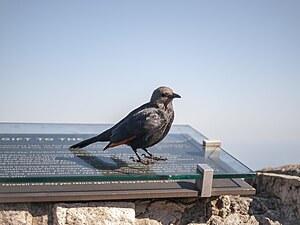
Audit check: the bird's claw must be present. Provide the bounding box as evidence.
[129,156,155,165]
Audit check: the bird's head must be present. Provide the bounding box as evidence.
[150,86,181,107]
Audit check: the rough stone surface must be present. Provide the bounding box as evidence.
[0,164,299,225]
[0,203,32,225]
[135,200,186,225]
[247,165,300,224]
[207,195,283,225]
[259,164,300,177]
[53,202,135,225]
[0,202,51,225]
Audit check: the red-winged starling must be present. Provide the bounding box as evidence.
[69,86,181,164]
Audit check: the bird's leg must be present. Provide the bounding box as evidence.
[129,149,142,162]
[141,148,167,161]
[129,149,154,165]
[141,148,153,157]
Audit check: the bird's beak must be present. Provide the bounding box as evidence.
[172,93,181,98]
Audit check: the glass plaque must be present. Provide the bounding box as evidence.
[0,123,255,183]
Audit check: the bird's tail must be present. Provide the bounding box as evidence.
[69,136,100,149]
[69,128,112,149]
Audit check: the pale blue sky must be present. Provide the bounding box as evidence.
[0,1,299,169]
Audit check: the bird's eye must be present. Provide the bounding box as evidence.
[161,93,167,97]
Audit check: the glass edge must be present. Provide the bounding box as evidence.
[0,173,256,184]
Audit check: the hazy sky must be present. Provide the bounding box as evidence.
[0,1,299,169]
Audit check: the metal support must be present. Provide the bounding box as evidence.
[196,164,214,197]
[203,140,221,158]
[203,140,221,148]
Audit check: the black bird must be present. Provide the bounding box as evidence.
[69,86,181,163]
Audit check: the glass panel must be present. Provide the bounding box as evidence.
[0,123,255,183]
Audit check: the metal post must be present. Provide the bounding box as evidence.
[203,140,221,158]
[196,164,214,197]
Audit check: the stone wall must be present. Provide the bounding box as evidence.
[0,165,299,225]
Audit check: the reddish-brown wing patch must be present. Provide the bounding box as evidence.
[105,136,136,149]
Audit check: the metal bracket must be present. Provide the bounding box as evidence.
[196,164,214,197]
[203,140,221,148]
[203,140,221,158]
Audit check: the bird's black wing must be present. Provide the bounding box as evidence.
[105,104,167,148]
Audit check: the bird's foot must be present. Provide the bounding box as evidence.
[129,157,155,165]
[142,154,168,161]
